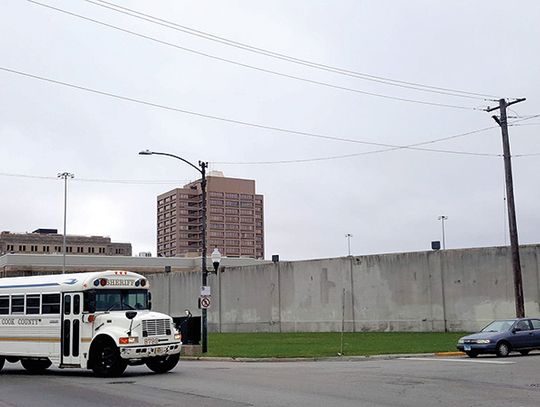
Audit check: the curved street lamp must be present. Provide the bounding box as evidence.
[139,149,210,353]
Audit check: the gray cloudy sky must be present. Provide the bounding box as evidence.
[1,0,539,260]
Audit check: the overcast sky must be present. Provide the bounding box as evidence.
[1,0,539,260]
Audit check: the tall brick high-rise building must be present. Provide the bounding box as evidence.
[156,172,264,259]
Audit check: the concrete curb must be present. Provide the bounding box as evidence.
[181,352,465,363]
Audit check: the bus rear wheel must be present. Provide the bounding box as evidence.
[91,341,127,377]
[145,353,180,374]
[21,359,52,374]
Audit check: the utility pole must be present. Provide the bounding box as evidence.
[486,97,526,318]
[57,172,74,274]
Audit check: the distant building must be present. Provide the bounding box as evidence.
[157,171,264,259]
[0,229,132,256]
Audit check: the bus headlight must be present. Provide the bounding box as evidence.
[174,331,181,341]
[119,337,139,345]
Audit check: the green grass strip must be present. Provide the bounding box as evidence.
[205,332,465,358]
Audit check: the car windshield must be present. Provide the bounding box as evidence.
[91,289,149,311]
[481,320,515,332]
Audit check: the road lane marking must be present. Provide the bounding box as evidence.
[399,357,515,365]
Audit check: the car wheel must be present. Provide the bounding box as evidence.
[465,351,478,358]
[21,359,52,374]
[496,341,511,357]
[519,350,530,356]
[145,353,180,374]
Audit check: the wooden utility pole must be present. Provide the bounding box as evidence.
[486,98,526,318]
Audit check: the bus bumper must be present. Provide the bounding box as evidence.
[119,342,182,359]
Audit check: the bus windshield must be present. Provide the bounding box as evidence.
[89,289,149,311]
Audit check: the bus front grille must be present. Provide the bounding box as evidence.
[142,319,171,337]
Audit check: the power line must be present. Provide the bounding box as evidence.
[0,66,487,151]
[0,172,189,185]
[26,0,484,111]
[84,0,502,101]
[212,126,503,164]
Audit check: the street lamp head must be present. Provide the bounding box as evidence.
[211,248,222,272]
[138,149,153,156]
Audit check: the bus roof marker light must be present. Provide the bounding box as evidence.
[93,279,100,287]
[100,278,108,286]
[140,280,147,287]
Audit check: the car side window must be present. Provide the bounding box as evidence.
[516,320,530,331]
[531,319,540,330]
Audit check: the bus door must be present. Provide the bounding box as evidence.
[61,292,82,365]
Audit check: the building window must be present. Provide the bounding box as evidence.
[240,201,253,208]
[225,208,239,215]
[209,223,224,230]
[225,232,239,238]
[240,209,253,215]
[77,247,83,253]
[43,245,50,252]
[6,244,14,251]
[225,216,239,223]
[240,217,253,224]
[88,247,95,254]
[240,225,254,231]
[210,215,224,222]
[115,248,123,254]
[54,246,61,252]
[243,240,255,246]
[209,199,224,206]
[66,246,73,253]
[225,201,239,207]
[210,231,224,237]
[225,193,238,199]
[18,245,26,252]
[241,233,254,239]
[99,247,105,254]
[226,240,240,246]
[240,194,253,200]
[30,245,38,252]
[209,191,223,198]
[210,207,223,214]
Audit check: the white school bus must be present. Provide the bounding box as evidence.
[0,270,181,376]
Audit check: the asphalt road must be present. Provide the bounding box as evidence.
[1,353,540,406]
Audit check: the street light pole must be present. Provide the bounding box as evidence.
[139,150,210,352]
[438,216,448,250]
[345,234,353,256]
[57,172,74,274]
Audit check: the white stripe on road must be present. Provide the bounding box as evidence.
[399,357,515,365]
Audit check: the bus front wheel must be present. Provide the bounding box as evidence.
[21,359,52,374]
[145,353,180,374]
[90,339,127,377]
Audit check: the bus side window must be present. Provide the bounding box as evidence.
[84,291,96,313]
[0,296,9,315]
[42,294,60,314]
[11,295,24,314]
[64,295,71,315]
[73,295,80,315]
[26,294,40,315]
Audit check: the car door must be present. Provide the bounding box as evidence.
[508,320,534,349]
[530,319,540,348]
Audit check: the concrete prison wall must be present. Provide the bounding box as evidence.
[146,244,540,332]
